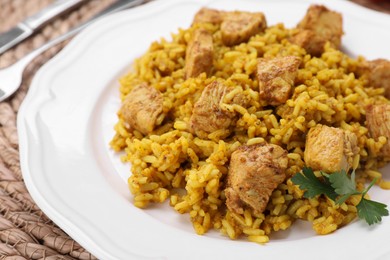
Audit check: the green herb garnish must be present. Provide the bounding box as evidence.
[291,167,338,200]
[291,167,389,225]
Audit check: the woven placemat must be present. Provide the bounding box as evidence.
[0,1,117,259]
[0,0,388,259]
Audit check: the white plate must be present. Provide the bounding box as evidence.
[18,0,390,259]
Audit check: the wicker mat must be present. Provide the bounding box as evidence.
[0,0,388,259]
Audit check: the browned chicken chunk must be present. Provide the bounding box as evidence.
[291,5,343,56]
[185,28,214,79]
[289,29,315,53]
[366,103,390,158]
[221,11,267,46]
[360,59,390,99]
[304,124,359,173]
[193,7,226,24]
[119,83,163,135]
[257,56,301,106]
[189,81,246,138]
[225,143,288,216]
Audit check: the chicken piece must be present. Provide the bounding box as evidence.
[189,81,246,138]
[257,56,301,106]
[119,83,163,135]
[221,11,267,46]
[185,28,214,79]
[289,29,315,53]
[304,124,359,173]
[225,143,288,216]
[360,59,390,99]
[193,7,226,24]
[291,5,343,56]
[366,104,390,158]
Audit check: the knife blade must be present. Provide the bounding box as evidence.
[0,0,85,55]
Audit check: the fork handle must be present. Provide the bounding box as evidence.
[15,16,87,77]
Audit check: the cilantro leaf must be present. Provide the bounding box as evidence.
[327,170,360,204]
[356,198,389,225]
[291,167,338,200]
[356,178,389,225]
[292,166,389,225]
[328,170,356,195]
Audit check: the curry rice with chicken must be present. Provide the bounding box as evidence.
[110,4,390,243]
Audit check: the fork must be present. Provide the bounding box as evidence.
[0,0,145,103]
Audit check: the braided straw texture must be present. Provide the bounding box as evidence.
[0,0,388,259]
[0,1,117,258]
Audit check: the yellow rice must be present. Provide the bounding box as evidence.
[110,18,390,243]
